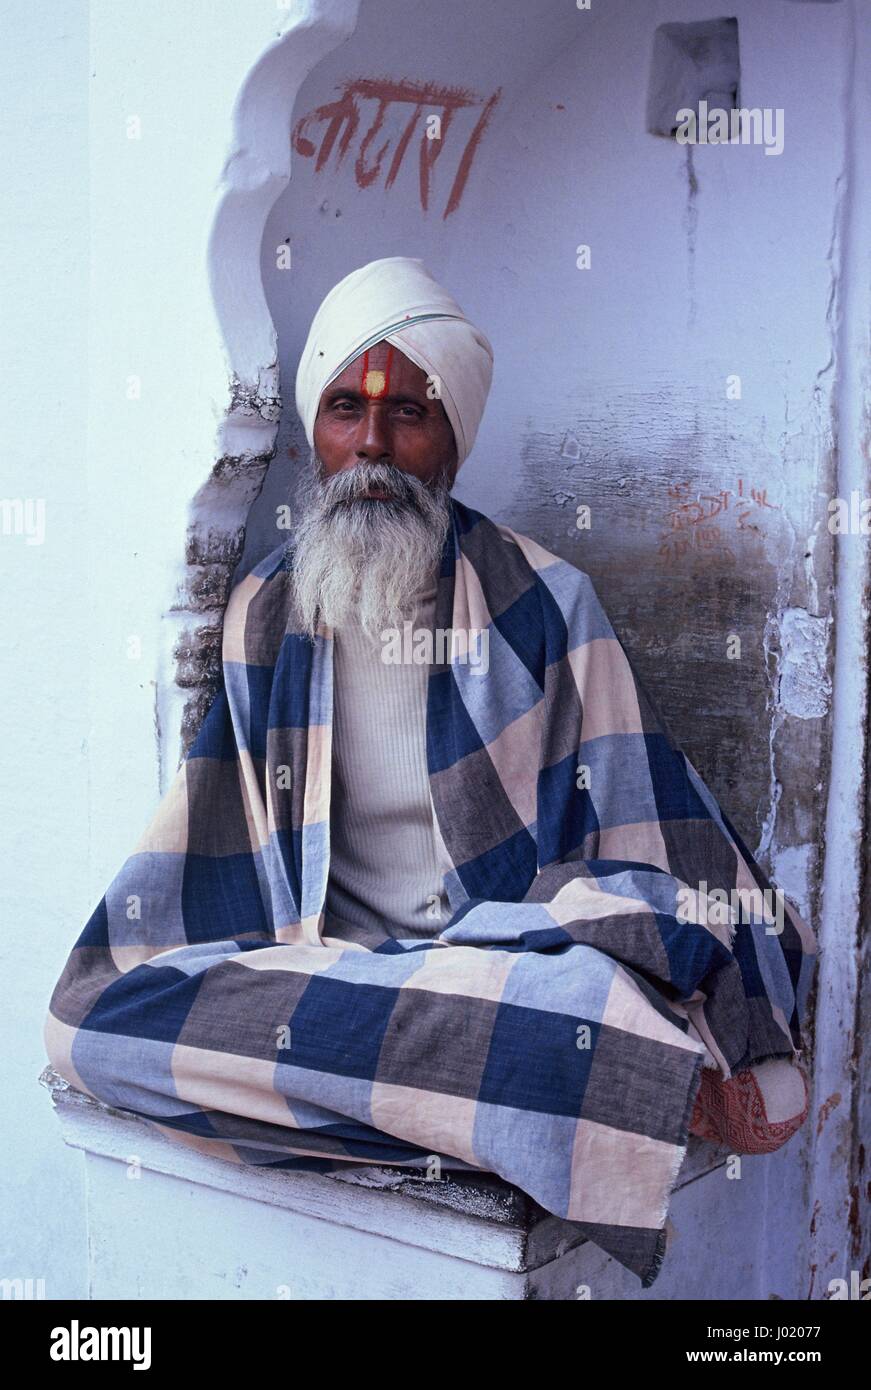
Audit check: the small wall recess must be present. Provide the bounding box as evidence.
[647,18,740,139]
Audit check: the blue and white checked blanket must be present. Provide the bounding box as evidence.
[45,499,817,1287]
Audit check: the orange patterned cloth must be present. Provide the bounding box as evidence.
[689,1061,810,1154]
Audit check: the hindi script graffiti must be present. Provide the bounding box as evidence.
[658,477,781,566]
[291,77,502,219]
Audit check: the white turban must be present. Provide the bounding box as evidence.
[295,256,494,470]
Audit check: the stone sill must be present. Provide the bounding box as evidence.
[40,1066,728,1299]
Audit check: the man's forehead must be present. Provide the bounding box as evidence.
[323,339,429,401]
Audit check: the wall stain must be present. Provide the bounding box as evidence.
[512,393,833,948]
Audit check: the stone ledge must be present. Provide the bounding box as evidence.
[40,1066,728,1295]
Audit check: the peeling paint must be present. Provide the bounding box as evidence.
[210,451,274,483]
[168,390,280,752]
[228,371,281,423]
[331,1163,527,1223]
[776,607,833,718]
[757,605,830,865]
[175,564,235,613]
[770,842,814,922]
[185,525,247,568]
[817,1091,842,1135]
[172,623,223,690]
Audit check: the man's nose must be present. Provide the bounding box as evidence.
[354,403,392,462]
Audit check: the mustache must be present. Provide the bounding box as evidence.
[316,460,443,513]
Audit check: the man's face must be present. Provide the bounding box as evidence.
[313,340,458,491]
[289,338,457,641]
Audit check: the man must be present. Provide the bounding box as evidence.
[45,258,815,1289]
[288,260,478,940]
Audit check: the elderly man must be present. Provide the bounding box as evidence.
[45,258,815,1289]
[288,260,479,941]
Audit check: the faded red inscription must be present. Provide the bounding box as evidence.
[291,77,502,219]
[658,478,781,565]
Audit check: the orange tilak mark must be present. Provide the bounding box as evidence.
[362,367,386,396]
[359,344,394,398]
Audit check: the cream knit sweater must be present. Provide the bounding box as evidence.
[325,576,453,939]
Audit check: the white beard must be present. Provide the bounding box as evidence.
[288,450,453,641]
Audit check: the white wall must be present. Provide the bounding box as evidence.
[0,0,91,1299]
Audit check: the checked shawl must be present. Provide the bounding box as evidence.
[45,499,817,1288]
